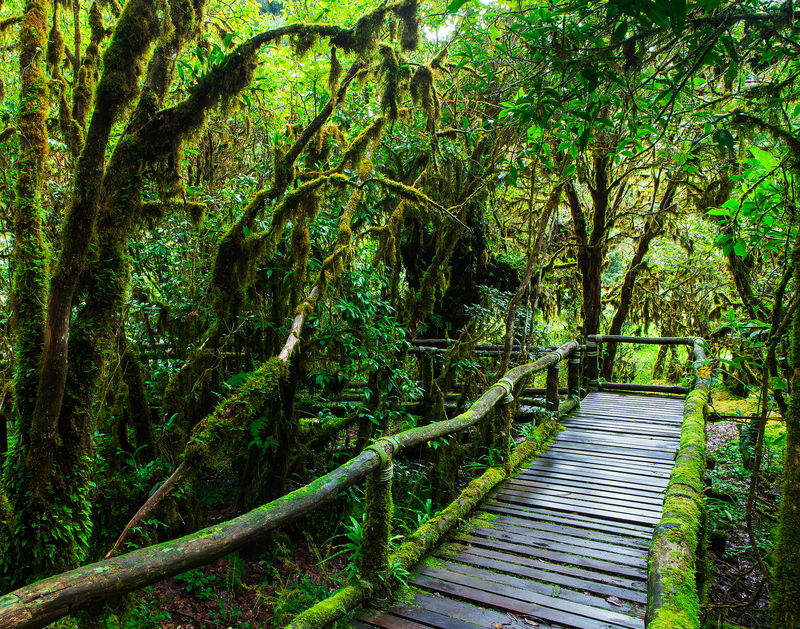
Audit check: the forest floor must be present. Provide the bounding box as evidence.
[128,531,351,628]
[703,392,785,629]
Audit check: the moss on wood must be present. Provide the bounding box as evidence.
[646,386,708,629]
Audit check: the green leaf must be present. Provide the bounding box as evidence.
[733,239,746,257]
[446,0,471,13]
[706,206,731,217]
[749,146,779,171]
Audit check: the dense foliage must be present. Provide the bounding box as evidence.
[0,0,797,626]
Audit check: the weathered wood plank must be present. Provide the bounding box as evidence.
[483,513,650,549]
[467,525,647,564]
[482,521,649,558]
[504,478,665,509]
[410,573,642,629]
[457,533,649,580]
[357,392,684,629]
[481,502,655,538]
[442,545,647,592]
[436,546,648,604]
[424,559,642,612]
[511,472,667,497]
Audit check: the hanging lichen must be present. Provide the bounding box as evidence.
[46,15,64,77]
[397,0,418,51]
[328,46,342,102]
[290,30,317,57]
[379,44,400,121]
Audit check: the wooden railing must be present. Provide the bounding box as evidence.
[585,334,707,395]
[0,341,580,629]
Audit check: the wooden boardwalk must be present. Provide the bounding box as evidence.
[354,392,686,629]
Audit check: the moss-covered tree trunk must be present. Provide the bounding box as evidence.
[565,151,613,339]
[0,0,51,590]
[770,237,800,628]
[1,0,163,588]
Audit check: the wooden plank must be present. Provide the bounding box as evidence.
[484,520,649,558]
[505,478,665,507]
[534,449,674,470]
[556,431,678,449]
[378,601,485,629]
[481,502,654,539]
[356,610,433,629]
[561,417,681,432]
[554,435,679,455]
[457,534,648,580]
[574,405,683,418]
[496,485,664,521]
[492,489,663,525]
[436,547,648,604]
[418,562,642,618]
[512,471,667,496]
[486,513,650,549]
[408,592,545,629]
[540,447,675,469]
[421,561,638,612]
[547,443,676,463]
[522,458,671,483]
[468,525,646,565]
[503,478,665,507]
[443,544,647,593]
[410,573,643,629]
[575,400,684,411]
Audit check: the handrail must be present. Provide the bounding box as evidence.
[0,341,580,629]
[585,334,706,393]
[646,337,710,628]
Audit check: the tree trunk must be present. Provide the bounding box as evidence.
[770,235,800,628]
[1,0,55,590]
[566,181,603,337]
[602,179,675,379]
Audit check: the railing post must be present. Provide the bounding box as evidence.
[493,378,514,470]
[546,364,559,411]
[568,354,581,399]
[585,337,599,391]
[360,447,394,606]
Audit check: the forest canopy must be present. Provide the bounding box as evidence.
[0,0,798,626]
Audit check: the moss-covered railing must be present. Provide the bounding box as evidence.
[0,341,579,629]
[644,337,711,629]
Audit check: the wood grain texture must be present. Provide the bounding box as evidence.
[358,392,684,629]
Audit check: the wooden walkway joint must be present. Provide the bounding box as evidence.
[355,392,686,629]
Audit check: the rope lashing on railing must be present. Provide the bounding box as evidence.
[496,377,515,403]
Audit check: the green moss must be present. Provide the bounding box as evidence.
[360,466,394,600]
[397,0,418,51]
[184,357,289,466]
[647,389,707,629]
[379,44,400,121]
[286,584,369,629]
